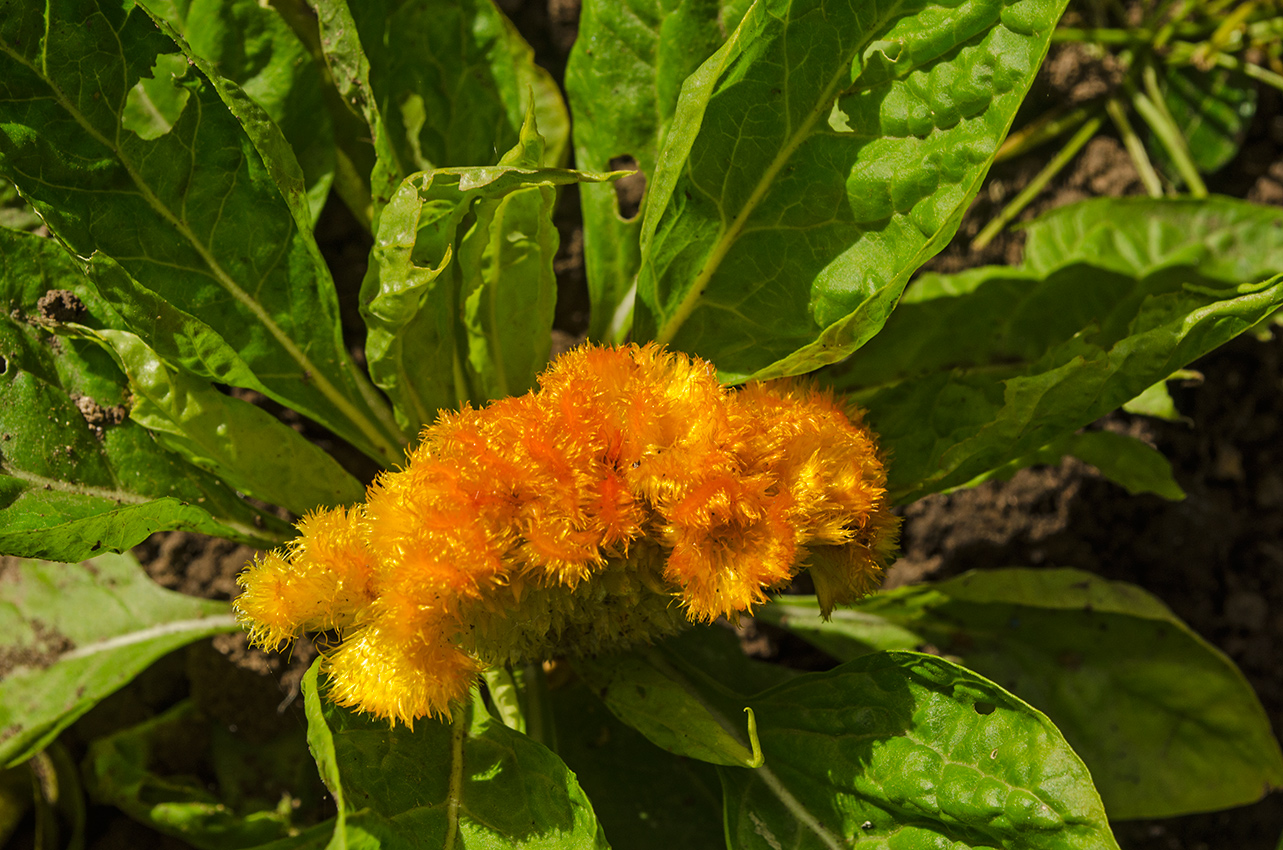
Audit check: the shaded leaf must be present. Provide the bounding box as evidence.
[549,676,723,850]
[0,229,291,559]
[634,0,1069,381]
[309,0,568,227]
[84,700,322,850]
[301,662,609,849]
[655,636,1117,849]
[571,650,762,768]
[760,568,1283,819]
[0,553,238,769]
[566,0,749,342]
[145,0,336,221]
[1160,64,1255,176]
[0,0,404,464]
[362,155,620,432]
[0,179,40,232]
[826,197,1283,502]
[961,430,1185,501]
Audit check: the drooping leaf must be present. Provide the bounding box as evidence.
[566,0,749,342]
[826,197,1283,502]
[959,430,1186,501]
[301,662,609,849]
[759,568,1283,819]
[571,650,762,768]
[82,328,365,516]
[0,0,405,464]
[308,0,568,228]
[653,636,1117,849]
[83,700,323,850]
[0,229,291,559]
[143,0,336,221]
[362,153,620,433]
[633,0,1070,381]
[0,553,239,769]
[549,677,724,850]
[1121,377,1188,422]
[1159,64,1256,176]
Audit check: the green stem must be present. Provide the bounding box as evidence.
[1052,27,1152,44]
[1105,98,1165,197]
[1212,51,1283,93]
[997,103,1096,162]
[1132,67,1208,196]
[972,114,1104,251]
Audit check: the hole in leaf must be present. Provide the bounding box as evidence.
[608,155,645,221]
[974,701,996,715]
[123,53,192,141]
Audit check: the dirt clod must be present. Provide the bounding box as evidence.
[35,289,85,323]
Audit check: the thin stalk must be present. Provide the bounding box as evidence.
[1213,50,1283,92]
[1105,98,1165,197]
[972,114,1103,251]
[1052,27,1152,44]
[1133,67,1208,196]
[997,103,1096,162]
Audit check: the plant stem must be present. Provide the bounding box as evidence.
[997,103,1096,162]
[1132,66,1208,196]
[972,114,1103,251]
[1212,50,1283,92]
[1105,98,1165,197]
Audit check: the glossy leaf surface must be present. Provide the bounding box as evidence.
[828,197,1283,501]
[0,0,403,464]
[0,554,238,769]
[0,229,289,559]
[761,568,1283,818]
[301,663,609,849]
[634,0,1069,381]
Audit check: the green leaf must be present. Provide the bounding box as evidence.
[760,568,1283,819]
[961,430,1185,501]
[661,639,1117,849]
[0,230,291,558]
[81,327,364,515]
[633,0,1069,381]
[301,662,609,849]
[826,197,1283,502]
[308,0,568,227]
[549,676,724,850]
[0,179,40,232]
[1159,64,1256,176]
[0,553,239,769]
[571,650,763,768]
[566,0,749,342]
[1121,378,1186,422]
[363,159,620,433]
[0,0,404,464]
[84,700,322,850]
[144,0,336,222]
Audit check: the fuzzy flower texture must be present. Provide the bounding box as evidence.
[235,344,899,725]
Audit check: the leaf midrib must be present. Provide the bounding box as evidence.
[0,32,397,461]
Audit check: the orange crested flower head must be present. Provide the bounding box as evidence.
[235,343,899,724]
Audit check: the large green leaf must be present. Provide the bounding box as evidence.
[0,229,290,559]
[549,677,724,850]
[308,0,568,228]
[760,568,1283,819]
[301,662,609,849]
[633,0,1069,381]
[0,553,239,769]
[84,700,322,850]
[363,145,619,432]
[827,197,1283,502]
[566,0,750,342]
[646,636,1117,849]
[0,0,404,464]
[143,0,336,222]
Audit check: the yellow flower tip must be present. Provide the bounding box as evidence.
[806,506,902,619]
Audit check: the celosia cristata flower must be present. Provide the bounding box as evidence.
[235,343,899,724]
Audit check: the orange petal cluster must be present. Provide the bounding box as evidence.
[235,343,899,724]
